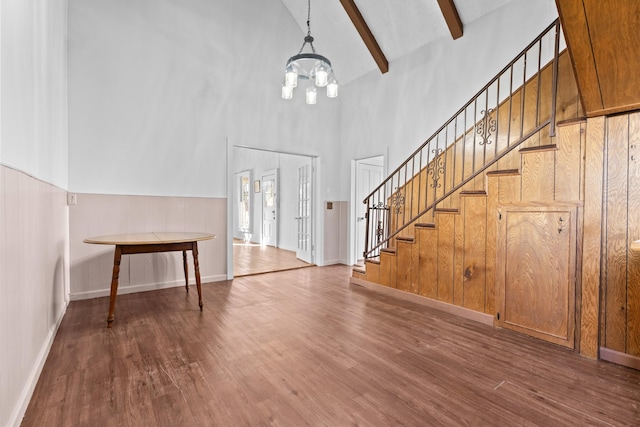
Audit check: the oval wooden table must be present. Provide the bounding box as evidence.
[84,232,215,327]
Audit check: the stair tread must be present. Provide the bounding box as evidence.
[486,169,520,177]
[381,248,397,254]
[460,190,487,196]
[353,267,366,274]
[397,236,415,242]
[557,117,586,127]
[519,144,557,153]
[435,208,460,214]
[365,258,380,265]
[415,222,436,228]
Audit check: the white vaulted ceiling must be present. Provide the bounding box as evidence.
[279,0,515,84]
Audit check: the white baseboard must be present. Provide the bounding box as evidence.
[350,276,494,327]
[69,274,228,301]
[322,259,347,266]
[9,299,69,427]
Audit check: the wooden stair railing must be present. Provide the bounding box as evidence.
[363,20,565,259]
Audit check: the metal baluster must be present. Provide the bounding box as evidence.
[550,21,560,137]
[520,52,527,140]
[496,77,500,159]
[508,63,513,147]
[473,99,478,175]
[535,36,542,127]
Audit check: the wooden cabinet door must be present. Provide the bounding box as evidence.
[496,204,578,348]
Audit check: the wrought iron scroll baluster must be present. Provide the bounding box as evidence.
[391,187,404,215]
[477,108,496,146]
[428,148,445,189]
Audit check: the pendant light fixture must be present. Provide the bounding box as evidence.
[281,0,338,104]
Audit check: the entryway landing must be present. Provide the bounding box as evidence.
[233,239,313,276]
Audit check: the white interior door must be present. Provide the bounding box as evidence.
[355,157,384,262]
[296,162,313,263]
[262,169,278,247]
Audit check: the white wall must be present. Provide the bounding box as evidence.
[0,1,69,426]
[338,0,559,201]
[66,0,343,278]
[1,0,68,187]
[67,0,342,199]
[324,200,349,265]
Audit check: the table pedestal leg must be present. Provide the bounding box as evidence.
[107,246,122,327]
[182,250,189,293]
[193,243,203,310]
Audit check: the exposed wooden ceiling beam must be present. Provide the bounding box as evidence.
[339,0,389,74]
[437,0,464,40]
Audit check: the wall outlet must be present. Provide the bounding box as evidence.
[67,193,77,205]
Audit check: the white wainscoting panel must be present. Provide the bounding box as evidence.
[69,193,227,299]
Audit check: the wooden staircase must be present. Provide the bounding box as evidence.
[352,120,585,344]
[351,21,590,351]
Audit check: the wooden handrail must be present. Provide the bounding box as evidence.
[363,20,562,259]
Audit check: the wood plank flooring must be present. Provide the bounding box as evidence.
[22,266,640,426]
[233,239,312,276]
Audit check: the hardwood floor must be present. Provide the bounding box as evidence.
[22,266,640,426]
[233,239,312,276]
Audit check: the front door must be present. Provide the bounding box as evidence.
[296,162,313,263]
[262,170,278,247]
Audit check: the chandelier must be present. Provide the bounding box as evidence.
[281,0,338,104]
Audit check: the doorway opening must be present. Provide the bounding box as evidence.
[231,146,317,277]
[350,155,385,266]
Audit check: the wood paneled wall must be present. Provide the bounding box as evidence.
[556,0,640,117]
[601,112,640,358]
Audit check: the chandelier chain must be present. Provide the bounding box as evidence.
[297,0,316,54]
[307,0,311,35]
[282,0,338,102]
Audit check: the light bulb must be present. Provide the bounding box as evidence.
[315,62,328,87]
[285,64,298,88]
[306,86,317,105]
[282,84,293,100]
[327,78,338,98]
